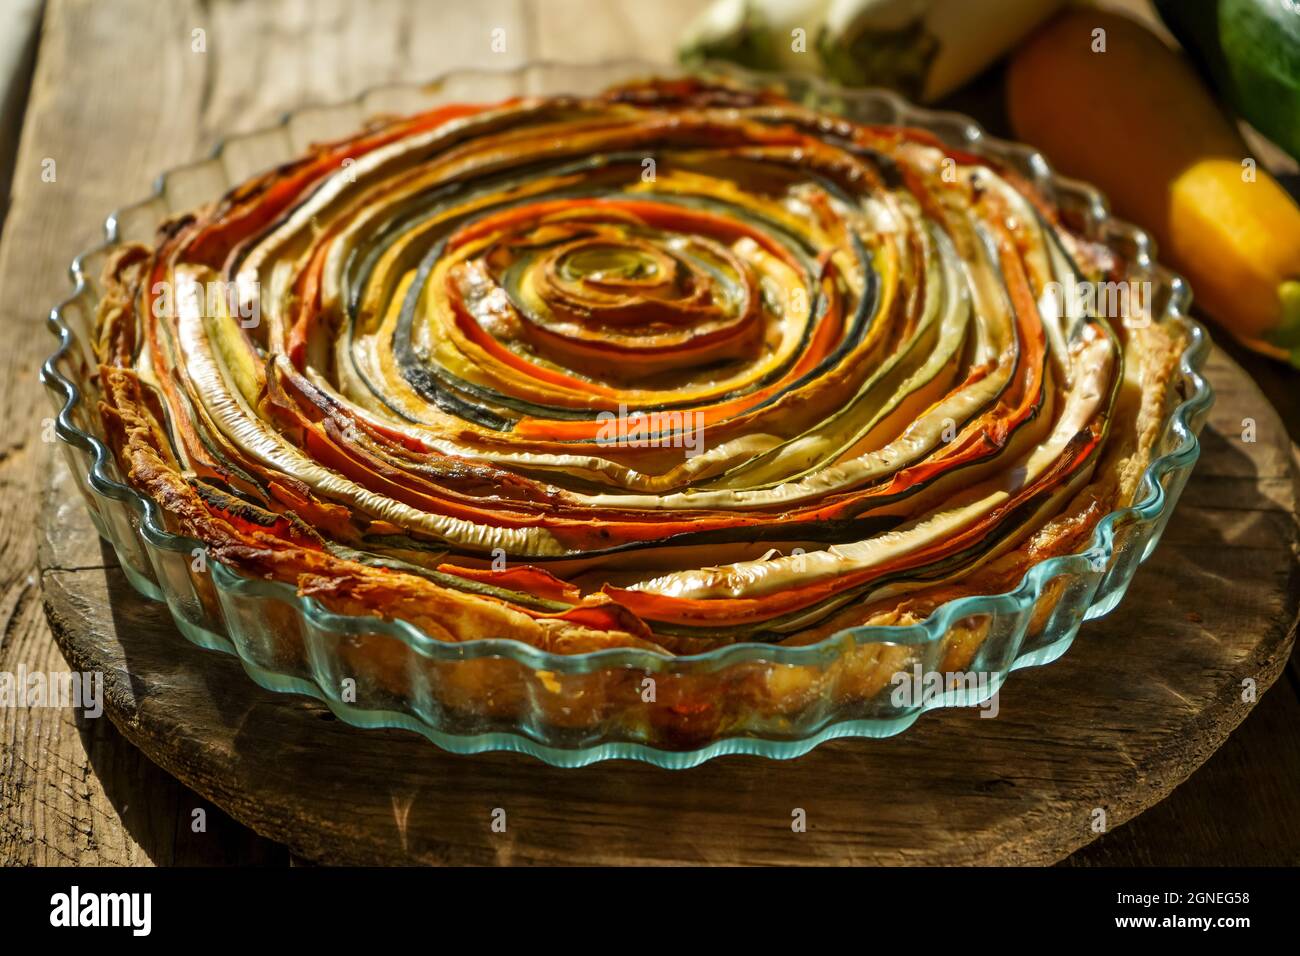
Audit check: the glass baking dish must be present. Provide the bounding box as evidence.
[41,61,1213,768]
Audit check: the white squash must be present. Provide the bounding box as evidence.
[680,0,832,75]
[680,0,1064,102]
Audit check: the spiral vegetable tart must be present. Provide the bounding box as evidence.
[91,78,1187,736]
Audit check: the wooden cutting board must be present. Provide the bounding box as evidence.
[36,346,1299,865]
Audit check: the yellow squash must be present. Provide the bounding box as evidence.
[1007,8,1300,363]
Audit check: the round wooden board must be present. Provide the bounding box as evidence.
[37,346,1300,866]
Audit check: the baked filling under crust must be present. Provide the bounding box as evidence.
[93,78,1185,656]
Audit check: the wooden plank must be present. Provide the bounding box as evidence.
[1065,663,1300,866]
[0,0,42,220]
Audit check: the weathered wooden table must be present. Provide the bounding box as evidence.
[2,0,1298,866]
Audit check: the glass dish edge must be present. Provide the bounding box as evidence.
[39,59,1216,768]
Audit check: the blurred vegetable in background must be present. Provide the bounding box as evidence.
[679,0,1064,101]
[1008,8,1300,366]
[1155,0,1300,164]
[679,0,828,74]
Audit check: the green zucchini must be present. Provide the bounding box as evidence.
[1156,0,1300,162]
